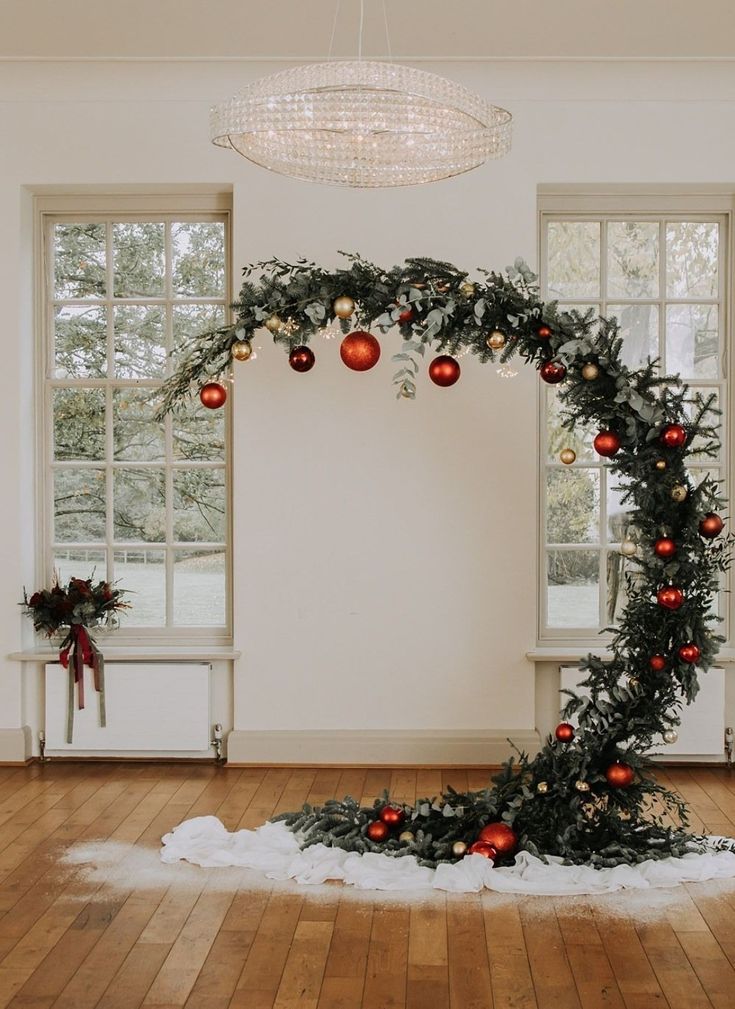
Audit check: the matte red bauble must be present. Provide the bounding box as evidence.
[659,423,687,449]
[468,841,497,859]
[657,586,684,610]
[677,643,701,664]
[478,822,518,856]
[199,382,227,409]
[366,820,390,842]
[429,355,461,387]
[555,722,575,743]
[288,346,316,372]
[539,360,566,384]
[379,805,406,828]
[537,325,552,339]
[699,513,725,539]
[593,430,621,457]
[340,331,381,371]
[605,762,635,788]
[398,307,414,324]
[649,654,667,672]
[654,537,677,559]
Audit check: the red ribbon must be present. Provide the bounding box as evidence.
[59,625,101,711]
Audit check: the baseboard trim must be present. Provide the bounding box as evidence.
[226,729,541,766]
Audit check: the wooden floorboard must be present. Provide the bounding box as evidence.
[0,763,731,1009]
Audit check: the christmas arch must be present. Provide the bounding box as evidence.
[160,253,734,873]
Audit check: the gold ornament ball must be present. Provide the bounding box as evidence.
[655,459,667,471]
[663,729,679,745]
[265,315,282,333]
[581,362,600,381]
[459,281,476,298]
[231,339,253,362]
[559,448,577,465]
[398,830,415,844]
[452,841,468,857]
[620,539,637,557]
[333,295,356,320]
[575,780,591,792]
[399,382,413,399]
[628,676,640,688]
[486,330,506,351]
[536,781,549,794]
[671,484,688,503]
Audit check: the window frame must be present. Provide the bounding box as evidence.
[537,188,733,647]
[35,192,233,646]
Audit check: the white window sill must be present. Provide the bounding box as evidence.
[8,646,241,662]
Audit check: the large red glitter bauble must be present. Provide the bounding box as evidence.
[605,762,635,788]
[654,537,677,559]
[467,841,497,859]
[657,586,684,610]
[555,722,575,743]
[366,820,390,842]
[659,423,687,449]
[477,822,518,856]
[199,382,227,409]
[378,805,406,828]
[649,654,667,672]
[593,430,621,457]
[677,642,701,664]
[539,360,566,384]
[699,513,724,539]
[428,355,461,387]
[340,331,381,371]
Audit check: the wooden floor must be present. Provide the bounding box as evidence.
[0,764,735,1009]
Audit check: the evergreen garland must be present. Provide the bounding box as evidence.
[160,252,734,867]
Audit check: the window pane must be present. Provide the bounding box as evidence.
[173,304,226,356]
[547,222,600,299]
[547,550,599,628]
[54,223,106,299]
[53,548,107,584]
[53,388,105,461]
[114,549,166,626]
[113,468,165,542]
[685,387,721,462]
[546,469,599,544]
[113,389,164,461]
[607,304,659,370]
[173,549,226,626]
[54,468,106,542]
[607,479,633,542]
[112,223,165,298]
[607,222,659,299]
[666,222,719,299]
[546,388,595,461]
[172,222,226,298]
[173,469,226,542]
[606,551,630,625]
[665,304,719,379]
[173,402,225,461]
[54,305,107,378]
[113,306,166,378]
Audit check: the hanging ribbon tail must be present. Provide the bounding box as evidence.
[92,643,106,729]
[66,664,75,744]
[74,633,85,711]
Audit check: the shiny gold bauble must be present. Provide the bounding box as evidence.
[536,781,549,794]
[398,830,415,844]
[655,459,667,471]
[452,840,468,857]
[671,484,688,503]
[581,362,600,381]
[620,539,637,557]
[399,383,413,399]
[333,295,356,319]
[662,729,679,745]
[575,780,591,792]
[265,315,282,333]
[628,676,640,688]
[459,281,476,298]
[231,339,253,362]
[486,330,506,351]
[559,448,577,465]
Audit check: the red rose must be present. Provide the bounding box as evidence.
[28,592,42,607]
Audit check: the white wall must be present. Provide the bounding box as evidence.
[1,59,734,762]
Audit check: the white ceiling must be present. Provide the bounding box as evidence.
[2,0,735,60]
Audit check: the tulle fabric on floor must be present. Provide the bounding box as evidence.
[160,816,735,896]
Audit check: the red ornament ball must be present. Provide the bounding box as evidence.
[428,355,461,387]
[288,346,316,372]
[649,654,667,672]
[340,331,381,371]
[398,307,414,324]
[657,586,684,610]
[605,762,635,788]
[659,423,687,449]
[467,841,497,859]
[537,325,552,339]
[366,820,390,843]
[555,722,575,743]
[678,642,701,664]
[699,513,725,539]
[199,382,227,410]
[539,360,567,384]
[478,822,518,856]
[593,430,622,458]
[378,805,406,829]
[654,537,677,559]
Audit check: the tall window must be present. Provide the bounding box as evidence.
[539,206,727,639]
[41,199,231,638]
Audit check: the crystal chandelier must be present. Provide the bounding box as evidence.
[210,7,512,188]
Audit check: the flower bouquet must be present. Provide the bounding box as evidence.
[22,575,128,742]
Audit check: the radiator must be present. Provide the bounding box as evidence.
[560,665,725,757]
[45,662,211,753]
